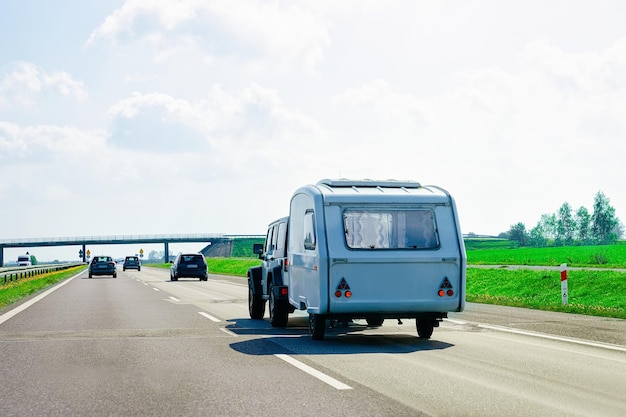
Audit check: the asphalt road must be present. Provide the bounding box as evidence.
[0,266,624,417]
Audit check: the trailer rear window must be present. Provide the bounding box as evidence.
[343,209,438,249]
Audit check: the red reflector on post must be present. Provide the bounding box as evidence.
[280,288,288,296]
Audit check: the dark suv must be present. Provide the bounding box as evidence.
[123,256,141,271]
[170,253,208,281]
[89,256,117,278]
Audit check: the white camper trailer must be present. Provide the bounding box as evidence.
[248,179,466,340]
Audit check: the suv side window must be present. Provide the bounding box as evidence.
[264,226,274,254]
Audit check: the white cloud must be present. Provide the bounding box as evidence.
[87,0,331,72]
[0,62,87,110]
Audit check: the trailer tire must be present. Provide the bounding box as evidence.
[248,282,265,319]
[416,319,434,339]
[269,282,289,328]
[309,314,326,340]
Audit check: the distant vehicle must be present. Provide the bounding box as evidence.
[123,256,141,271]
[16,255,32,267]
[170,253,208,281]
[89,256,117,278]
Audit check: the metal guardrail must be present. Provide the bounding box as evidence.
[1,262,85,285]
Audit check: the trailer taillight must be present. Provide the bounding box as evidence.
[335,278,352,298]
[280,287,288,296]
[438,277,455,297]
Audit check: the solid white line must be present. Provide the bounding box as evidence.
[0,272,79,325]
[275,354,352,390]
[445,319,626,352]
[477,323,626,352]
[198,311,221,322]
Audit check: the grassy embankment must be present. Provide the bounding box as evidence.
[0,265,87,310]
[465,239,626,318]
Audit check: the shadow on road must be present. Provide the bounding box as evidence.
[226,316,454,355]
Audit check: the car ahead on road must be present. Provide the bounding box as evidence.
[123,256,141,271]
[89,256,117,278]
[170,253,208,281]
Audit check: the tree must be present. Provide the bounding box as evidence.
[538,213,557,241]
[591,191,619,244]
[528,224,547,247]
[556,202,575,245]
[575,206,591,244]
[508,222,528,247]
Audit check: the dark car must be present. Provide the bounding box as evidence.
[170,253,208,281]
[89,256,117,278]
[123,256,141,271]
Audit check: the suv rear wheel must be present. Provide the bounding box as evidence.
[248,282,265,319]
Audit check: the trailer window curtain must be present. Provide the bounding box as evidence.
[343,209,438,249]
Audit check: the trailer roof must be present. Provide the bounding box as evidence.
[317,179,421,189]
[314,179,450,199]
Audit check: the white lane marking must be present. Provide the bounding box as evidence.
[478,323,626,353]
[219,327,237,337]
[275,354,352,390]
[143,282,148,286]
[445,319,626,353]
[152,287,160,292]
[169,296,180,302]
[0,272,79,325]
[198,312,221,322]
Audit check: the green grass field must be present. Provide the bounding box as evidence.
[466,243,626,268]
[0,265,87,310]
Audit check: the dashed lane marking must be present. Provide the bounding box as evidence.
[275,354,352,390]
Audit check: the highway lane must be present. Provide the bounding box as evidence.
[1,266,625,416]
[0,267,419,417]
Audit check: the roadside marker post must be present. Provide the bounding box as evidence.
[560,263,568,305]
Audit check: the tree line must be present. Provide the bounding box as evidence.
[502,191,624,247]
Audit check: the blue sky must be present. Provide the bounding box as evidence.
[2,1,626,262]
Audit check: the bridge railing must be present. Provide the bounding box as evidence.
[1,263,85,285]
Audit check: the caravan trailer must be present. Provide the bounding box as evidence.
[248,179,466,340]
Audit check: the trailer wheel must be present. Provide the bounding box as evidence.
[248,281,265,319]
[416,319,434,339]
[269,282,289,328]
[309,314,326,340]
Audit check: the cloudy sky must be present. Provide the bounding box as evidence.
[2,0,626,262]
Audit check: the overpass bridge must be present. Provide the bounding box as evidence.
[0,234,264,265]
